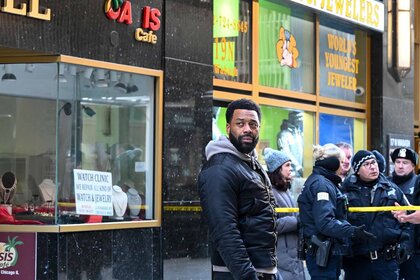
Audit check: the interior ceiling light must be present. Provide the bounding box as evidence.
[55,64,67,83]
[127,74,139,93]
[25,64,35,73]
[82,105,96,117]
[2,65,17,81]
[95,69,108,88]
[114,72,128,94]
[110,71,118,83]
[59,102,72,116]
[83,67,94,79]
[69,65,77,76]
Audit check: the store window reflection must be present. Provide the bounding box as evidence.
[0,62,157,225]
[319,113,366,152]
[212,104,315,201]
[259,0,315,93]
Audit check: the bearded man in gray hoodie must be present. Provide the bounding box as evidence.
[198,99,280,280]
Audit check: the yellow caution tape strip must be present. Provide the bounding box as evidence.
[274,206,420,213]
[276,208,299,213]
[164,206,202,212]
[143,205,420,213]
[348,206,420,212]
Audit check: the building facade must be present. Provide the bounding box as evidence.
[0,0,415,279]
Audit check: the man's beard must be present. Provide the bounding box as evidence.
[229,131,258,154]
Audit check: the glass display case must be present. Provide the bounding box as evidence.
[0,59,162,230]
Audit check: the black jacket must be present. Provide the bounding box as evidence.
[389,172,417,203]
[342,174,410,256]
[198,136,277,280]
[389,172,418,253]
[409,176,420,254]
[297,166,354,255]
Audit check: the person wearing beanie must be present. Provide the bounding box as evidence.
[341,149,411,280]
[372,150,386,174]
[388,147,420,280]
[264,148,305,280]
[297,143,375,279]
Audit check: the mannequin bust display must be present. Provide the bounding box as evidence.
[127,187,142,218]
[38,179,56,203]
[0,171,17,204]
[111,185,127,220]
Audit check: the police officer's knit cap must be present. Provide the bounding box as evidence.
[391,147,419,165]
[352,150,376,174]
[372,150,386,173]
[263,148,291,173]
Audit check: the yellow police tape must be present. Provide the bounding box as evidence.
[161,205,420,213]
[275,206,420,213]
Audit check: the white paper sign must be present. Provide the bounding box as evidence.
[73,169,113,216]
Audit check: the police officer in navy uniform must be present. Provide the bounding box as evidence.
[298,144,375,280]
[389,147,420,280]
[342,150,411,280]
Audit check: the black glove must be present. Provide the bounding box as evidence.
[396,245,410,264]
[351,225,377,242]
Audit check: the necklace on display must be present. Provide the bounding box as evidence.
[0,172,17,204]
[127,187,142,217]
[112,185,127,219]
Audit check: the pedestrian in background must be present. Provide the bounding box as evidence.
[342,150,410,280]
[335,142,353,181]
[297,143,374,280]
[198,99,279,280]
[389,147,420,280]
[264,148,305,280]
[372,150,387,174]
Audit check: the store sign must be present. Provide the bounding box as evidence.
[0,233,36,280]
[387,134,412,175]
[213,0,249,78]
[289,0,384,32]
[1,0,51,21]
[324,32,359,91]
[276,27,299,69]
[73,169,113,216]
[104,0,161,44]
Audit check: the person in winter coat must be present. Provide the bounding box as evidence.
[198,99,280,280]
[298,144,376,280]
[389,147,420,280]
[342,150,411,280]
[264,148,305,280]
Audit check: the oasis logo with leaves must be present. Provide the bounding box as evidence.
[104,0,161,44]
[0,236,23,269]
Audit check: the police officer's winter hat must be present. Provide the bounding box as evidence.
[263,148,291,173]
[391,147,419,165]
[352,150,376,174]
[372,150,386,173]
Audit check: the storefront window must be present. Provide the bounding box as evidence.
[319,20,368,103]
[213,104,315,201]
[319,113,366,152]
[259,0,315,93]
[0,62,160,226]
[213,0,251,83]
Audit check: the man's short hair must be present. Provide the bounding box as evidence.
[226,99,261,124]
[335,142,352,150]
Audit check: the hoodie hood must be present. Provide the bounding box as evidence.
[205,135,259,168]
